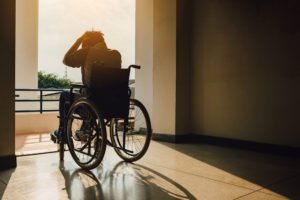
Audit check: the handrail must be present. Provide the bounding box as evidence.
[16,88,67,92]
[15,88,68,113]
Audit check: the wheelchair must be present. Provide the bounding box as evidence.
[57,65,152,170]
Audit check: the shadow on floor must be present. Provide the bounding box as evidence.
[160,142,300,199]
[0,168,15,199]
[59,161,196,200]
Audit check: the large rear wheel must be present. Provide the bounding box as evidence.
[110,99,152,162]
[66,98,106,170]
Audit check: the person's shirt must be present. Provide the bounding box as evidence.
[63,42,121,87]
[84,43,121,87]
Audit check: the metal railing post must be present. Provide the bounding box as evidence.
[40,90,43,114]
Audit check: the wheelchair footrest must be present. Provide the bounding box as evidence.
[50,132,58,144]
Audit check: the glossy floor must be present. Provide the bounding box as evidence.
[1,141,300,200]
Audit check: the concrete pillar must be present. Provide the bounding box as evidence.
[175,0,191,136]
[16,0,38,89]
[0,0,16,169]
[136,0,190,139]
[152,0,177,135]
[135,0,154,119]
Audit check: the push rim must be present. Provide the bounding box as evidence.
[110,99,151,161]
[66,99,106,169]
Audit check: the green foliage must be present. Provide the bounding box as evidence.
[38,71,72,89]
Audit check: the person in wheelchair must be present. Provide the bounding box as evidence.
[50,31,152,170]
[51,30,122,140]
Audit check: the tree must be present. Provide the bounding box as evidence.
[38,71,72,88]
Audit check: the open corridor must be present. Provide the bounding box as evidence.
[1,141,300,200]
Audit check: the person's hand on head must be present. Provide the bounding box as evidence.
[80,31,93,48]
[77,33,85,42]
[75,30,105,49]
[77,31,90,43]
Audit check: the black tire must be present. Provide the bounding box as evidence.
[66,98,106,170]
[110,99,152,162]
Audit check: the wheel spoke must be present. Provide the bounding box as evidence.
[66,99,106,170]
[110,99,151,161]
[74,149,93,157]
[78,134,97,152]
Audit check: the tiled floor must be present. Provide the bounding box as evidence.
[1,141,300,200]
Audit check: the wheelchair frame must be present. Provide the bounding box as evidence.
[57,65,152,170]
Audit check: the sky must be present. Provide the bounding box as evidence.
[38,0,135,82]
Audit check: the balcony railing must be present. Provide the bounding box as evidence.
[15,88,67,113]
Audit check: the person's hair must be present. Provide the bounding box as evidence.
[84,31,105,47]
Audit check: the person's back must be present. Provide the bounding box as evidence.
[51,30,122,142]
[63,31,122,86]
[84,44,121,87]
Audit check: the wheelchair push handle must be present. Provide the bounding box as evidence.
[129,65,141,70]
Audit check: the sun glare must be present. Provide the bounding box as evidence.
[38,0,135,82]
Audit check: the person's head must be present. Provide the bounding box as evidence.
[82,31,105,48]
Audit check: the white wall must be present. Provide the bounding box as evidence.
[136,0,177,135]
[191,0,300,147]
[135,0,300,147]
[16,0,38,89]
[135,0,154,119]
[152,0,177,135]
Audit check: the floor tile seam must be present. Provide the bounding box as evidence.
[233,175,297,200]
[232,189,265,200]
[140,161,258,191]
[232,188,290,200]
[251,174,300,198]
[257,190,289,199]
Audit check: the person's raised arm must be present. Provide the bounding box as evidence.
[63,34,88,68]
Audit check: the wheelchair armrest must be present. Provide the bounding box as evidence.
[71,83,86,88]
[70,83,87,94]
[129,65,141,70]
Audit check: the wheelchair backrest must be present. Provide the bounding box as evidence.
[88,65,130,119]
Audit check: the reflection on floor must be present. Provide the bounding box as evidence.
[1,141,300,199]
[15,133,57,155]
